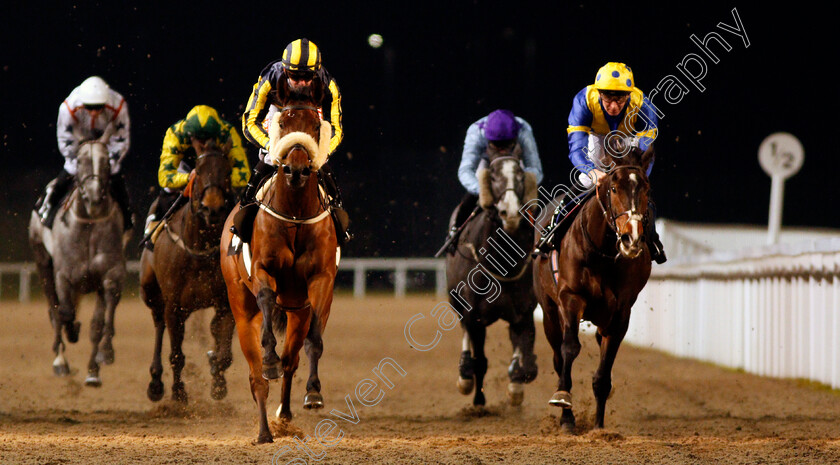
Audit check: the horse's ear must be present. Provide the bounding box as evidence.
[640,145,655,174]
[310,74,325,104]
[477,169,493,209]
[275,74,291,104]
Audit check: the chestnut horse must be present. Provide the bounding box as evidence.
[220,86,336,443]
[140,139,236,403]
[534,145,654,432]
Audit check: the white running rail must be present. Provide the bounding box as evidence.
[628,237,840,389]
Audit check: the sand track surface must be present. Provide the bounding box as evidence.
[1,296,839,464]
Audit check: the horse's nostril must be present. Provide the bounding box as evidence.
[302,168,311,177]
[620,234,632,245]
[282,165,292,174]
[500,210,507,217]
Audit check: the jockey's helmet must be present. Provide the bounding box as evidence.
[183,105,223,141]
[483,109,520,142]
[281,38,322,76]
[78,76,110,106]
[593,62,634,93]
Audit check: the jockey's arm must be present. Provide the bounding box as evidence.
[634,95,660,176]
[567,88,595,174]
[324,77,343,154]
[225,126,251,188]
[158,126,190,189]
[517,119,543,185]
[106,98,130,174]
[457,122,484,196]
[242,76,273,151]
[56,102,79,165]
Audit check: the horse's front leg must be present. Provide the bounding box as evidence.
[54,272,81,344]
[50,300,69,376]
[276,305,312,421]
[96,275,122,367]
[302,272,334,410]
[165,306,188,403]
[506,311,538,406]
[253,269,281,380]
[84,288,107,387]
[592,316,629,429]
[549,293,584,432]
[466,322,488,407]
[208,302,235,400]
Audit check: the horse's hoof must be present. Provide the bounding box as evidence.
[303,391,324,410]
[275,404,292,420]
[84,374,102,388]
[211,379,228,400]
[96,348,115,365]
[549,390,572,409]
[53,363,70,377]
[560,420,576,434]
[457,377,475,395]
[65,321,81,343]
[172,382,188,404]
[147,380,164,402]
[507,382,524,406]
[262,363,282,381]
[256,432,274,444]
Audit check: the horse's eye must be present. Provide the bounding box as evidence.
[610,187,616,193]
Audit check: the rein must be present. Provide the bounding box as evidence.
[163,220,219,258]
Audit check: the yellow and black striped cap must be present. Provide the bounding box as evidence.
[281,38,321,72]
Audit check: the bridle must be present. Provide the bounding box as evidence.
[593,164,649,252]
[487,155,523,203]
[189,150,230,209]
[259,104,331,224]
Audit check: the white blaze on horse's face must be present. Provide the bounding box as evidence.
[496,160,522,233]
[617,172,644,258]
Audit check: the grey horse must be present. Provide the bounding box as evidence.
[28,141,127,386]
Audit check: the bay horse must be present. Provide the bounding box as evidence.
[140,138,236,403]
[220,83,336,443]
[533,144,654,432]
[28,141,126,386]
[446,144,539,407]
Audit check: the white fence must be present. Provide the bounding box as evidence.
[628,238,840,389]
[0,258,446,302]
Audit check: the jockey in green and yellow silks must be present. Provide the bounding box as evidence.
[566,62,666,264]
[143,105,250,240]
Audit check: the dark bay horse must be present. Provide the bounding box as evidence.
[140,139,235,403]
[28,141,126,386]
[446,145,539,407]
[220,85,336,443]
[534,145,654,432]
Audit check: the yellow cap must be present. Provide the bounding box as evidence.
[593,62,634,92]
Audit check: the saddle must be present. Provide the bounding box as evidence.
[535,192,592,255]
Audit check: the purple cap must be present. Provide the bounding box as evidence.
[482,109,520,141]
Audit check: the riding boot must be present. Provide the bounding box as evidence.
[646,200,667,264]
[38,170,75,229]
[239,160,276,207]
[318,164,353,246]
[445,193,479,254]
[110,172,135,231]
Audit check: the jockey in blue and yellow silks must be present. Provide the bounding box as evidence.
[567,62,666,263]
[237,38,351,245]
[143,105,250,240]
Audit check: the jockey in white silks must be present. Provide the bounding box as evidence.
[38,76,133,231]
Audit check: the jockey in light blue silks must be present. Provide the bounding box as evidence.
[566,62,666,264]
[444,109,543,251]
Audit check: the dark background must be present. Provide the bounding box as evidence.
[1,1,833,261]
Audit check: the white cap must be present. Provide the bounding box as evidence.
[78,76,110,105]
